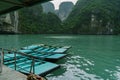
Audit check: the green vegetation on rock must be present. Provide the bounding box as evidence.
[19,5,61,34]
[65,0,120,34]
[19,0,120,34]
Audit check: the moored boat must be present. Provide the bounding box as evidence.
[3,50,60,76]
[21,44,71,54]
[18,49,67,62]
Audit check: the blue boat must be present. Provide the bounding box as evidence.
[21,45,40,50]
[18,49,67,62]
[21,44,71,54]
[3,53,60,76]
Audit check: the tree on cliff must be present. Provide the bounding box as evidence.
[65,0,120,34]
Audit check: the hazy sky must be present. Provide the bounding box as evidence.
[51,0,78,9]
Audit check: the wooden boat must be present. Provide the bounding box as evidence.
[18,49,67,62]
[21,44,71,54]
[3,53,60,76]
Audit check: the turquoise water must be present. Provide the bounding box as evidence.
[0,35,120,80]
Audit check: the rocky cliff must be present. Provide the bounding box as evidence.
[42,1,74,21]
[0,11,19,34]
[42,2,55,13]
[58,2,74,21]
[65,0,120,34]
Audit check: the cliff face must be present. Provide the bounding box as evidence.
[65,0,120,34]
[42,2,55,13]
[0,11,19,34]
[42,1,74,21]
[58,2,74,21]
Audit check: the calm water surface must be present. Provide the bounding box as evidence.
[0,34,120,80]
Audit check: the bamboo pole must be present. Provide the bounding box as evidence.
[30,58,35,74]
[14,52,17,70]
[0,48,3,73]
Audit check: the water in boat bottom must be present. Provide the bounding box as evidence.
[0,34,120,80]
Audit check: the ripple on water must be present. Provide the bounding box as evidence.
[114,71,120,80]
[113,66,120,80]
[47,55,103,80]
